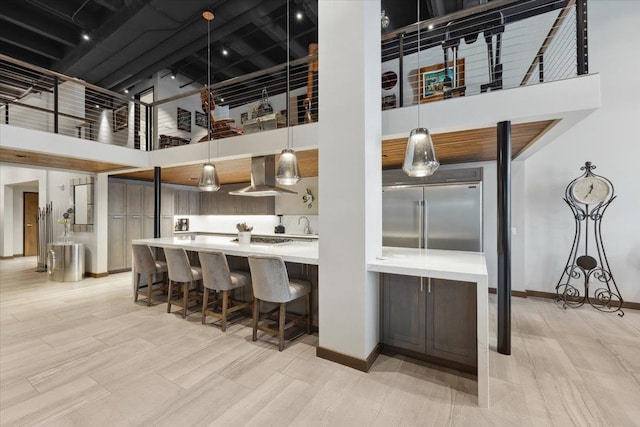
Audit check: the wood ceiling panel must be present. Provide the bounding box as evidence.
[113,120,558,186]
[0,147,132,173]
[115,149,320,186]
[382,120,557,169]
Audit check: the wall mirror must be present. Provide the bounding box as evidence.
[71,176,94,231]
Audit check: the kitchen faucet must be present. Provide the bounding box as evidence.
[298,216,311,234]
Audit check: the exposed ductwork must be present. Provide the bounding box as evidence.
[228,155,298,197]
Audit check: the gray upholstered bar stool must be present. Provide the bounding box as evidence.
[164,247,203,318]
[132,244,168,306]
[248,255,311,351]
[199,251,252,331]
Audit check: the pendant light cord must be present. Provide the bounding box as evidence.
[417,0,420,128]
[286,0,291,150]
[207,16,212,163]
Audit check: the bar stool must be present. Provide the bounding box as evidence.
[132,244,167,306]
[248,255,311,351]
[164,247,202,318]
[199,251,252,331]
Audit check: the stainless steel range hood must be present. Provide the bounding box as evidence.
[229,155,298,197]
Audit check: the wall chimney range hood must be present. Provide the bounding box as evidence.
[229,155,298,197]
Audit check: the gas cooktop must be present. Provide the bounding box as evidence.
[231,236,294,244]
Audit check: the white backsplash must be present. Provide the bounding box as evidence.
[180,214,319,236]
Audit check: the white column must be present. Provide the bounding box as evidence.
[94,173,109,274]
[318,0,382,362]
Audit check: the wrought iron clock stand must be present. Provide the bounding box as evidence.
[555,162,624,316]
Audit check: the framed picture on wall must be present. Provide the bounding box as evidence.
[113,104,128,132]
[177,108,191,132]
[418,58,465,103]
[195,111,208,128]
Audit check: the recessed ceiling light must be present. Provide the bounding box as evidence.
[16,154,30,159]
[189,177,198,180]
[82,33,90,41]
[95,104,100,108]
[428,24,434,30]
[220,97,224,102]
[222,48,228,56]
[124,89,129,94]
[296,11,303,21]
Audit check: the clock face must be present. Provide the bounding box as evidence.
[571,176,611,204]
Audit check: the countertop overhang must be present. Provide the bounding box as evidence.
[133,236,319,265]
[367,247,488,283]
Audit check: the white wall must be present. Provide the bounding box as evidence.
[0,163,99,273]
[523,1,640,303]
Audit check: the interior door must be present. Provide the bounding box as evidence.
[23,192,38,256]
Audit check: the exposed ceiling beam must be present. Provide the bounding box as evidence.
[92,0,121,12]
[0,22,65,61]
[0,0,79,47]
[106,0,289,91]
[22,0,101,29]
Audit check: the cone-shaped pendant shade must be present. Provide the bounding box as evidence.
[402,128,439,177]
[198,163,220,191]
[276,148,301,185]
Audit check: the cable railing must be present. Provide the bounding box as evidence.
[151,52,318,150]
[0,54,151,149]
[1,0,587,152]
[380,0,583,110]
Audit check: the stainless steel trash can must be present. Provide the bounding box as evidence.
[47,243,84,282]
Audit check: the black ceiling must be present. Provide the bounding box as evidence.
[0,0,474,95]
[1,0,564,107]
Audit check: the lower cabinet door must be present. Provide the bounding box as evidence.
[381,274,426,353]
[126,215,143,268]
[108,215,126,271]
[426,278,477,368]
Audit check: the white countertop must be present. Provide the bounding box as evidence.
[173,231,319,240]
[133,236,319,265]
[368,247,488,284]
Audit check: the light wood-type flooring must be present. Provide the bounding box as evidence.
[1,257,639,426]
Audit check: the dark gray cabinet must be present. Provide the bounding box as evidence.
[199,183,274,215]
[381,274,426,353]
[107,215,126,271]
[381,273,477,370]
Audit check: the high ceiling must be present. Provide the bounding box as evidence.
[0,0,489,96]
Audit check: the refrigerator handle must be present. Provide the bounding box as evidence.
[418,200,425,249]
[419,199,428,249]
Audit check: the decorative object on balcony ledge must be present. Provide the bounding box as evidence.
[403,3,439,178]
[198,10,220,192]
[177,107,191,132]
[556,161,623,316]
[302,188,314,208]
[113,104,128,132]
[276,0,301,186]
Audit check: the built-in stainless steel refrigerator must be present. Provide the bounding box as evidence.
[382,168,483,252]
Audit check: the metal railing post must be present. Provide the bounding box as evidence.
[576,0,588,75]
[497,120,512,356]
[398,33,405,108]
[53,76,59,133]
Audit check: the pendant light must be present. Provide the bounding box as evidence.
[276,0,301,185]
[199,10,221,192]
[403,3,439,178]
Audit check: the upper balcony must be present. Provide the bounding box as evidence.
[0,0,599,182]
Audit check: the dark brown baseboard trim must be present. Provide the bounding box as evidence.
[317,343,382,373]
[488,287,528,298]
[488,287,639,310]
[85,272,109,278]
[0,255,14,260]
[14,254,24,257]
[525,289,640,311]
[381,344,477,376]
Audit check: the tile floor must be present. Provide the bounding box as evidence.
[1,257,639,426]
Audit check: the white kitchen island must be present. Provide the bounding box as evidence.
[368,247,489,408]
[133,235,319,264]
[133,238,488,407]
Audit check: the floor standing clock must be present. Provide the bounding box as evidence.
[556,161,624,316]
